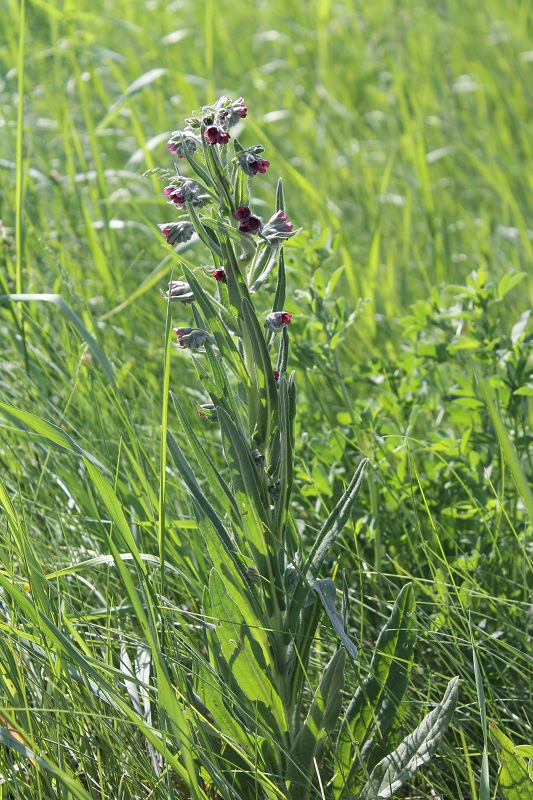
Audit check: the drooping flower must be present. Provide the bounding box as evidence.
[259,209,299,245]
[204,125,230,145]
[234,206,262,234]
[164,280,194,303]
[164,178,210,208]
[212,268,227,283]
[173,327,214,349]
[264,311,292,332]
[158,221,194,245]
[167,128,201,158]
[235,144,270,177]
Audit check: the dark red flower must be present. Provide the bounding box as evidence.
[204,125,230,145]
[212,268,227,283]
[173,327,186,347]
[248,157,270,176]
[164,185,185,206]
[273,370,280,382]
[233,206,262,234]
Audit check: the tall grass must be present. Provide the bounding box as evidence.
[1,0,533,797]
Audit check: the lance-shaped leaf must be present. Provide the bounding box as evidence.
[209,569,286,737]
[311,579,358,660]
[490,723,533,800]
[357,676,459,800]
[181,264,249,384]
[216,408,275,581]
[185,201,223,256]
[274,374,295,544]
[167,430,239,565]
[334,583,417,797]
[272,248,286,313]
[241,297,279,450]
[250,244,280,294]
[170,392,241,526]
[287,648,345,797]
[303,458,369,583]
[289,459,368,632]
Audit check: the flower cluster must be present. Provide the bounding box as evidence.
[234,206,262,234]
[158,221,194,245]
[168,97,248,155]
[158,98,300,422]
[235,144,270,177]
[173,327,214,349]
[164,178,210,208]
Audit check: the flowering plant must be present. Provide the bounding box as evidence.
[157,97,458,800]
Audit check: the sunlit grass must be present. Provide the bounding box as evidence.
[1,0,533,797]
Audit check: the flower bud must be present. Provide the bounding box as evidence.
[167,129,200,158]
[198,403,217,421]
[264,311,292,332]
[260,210,299,243]
[164,280,194,303]
[158,221,194,245]
[164,178,210,208]
[236,145,270,177]
[173,327,214,349]
[212,268,227,283]
[251,449,265,467]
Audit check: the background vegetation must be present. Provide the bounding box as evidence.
[1,0,532,797]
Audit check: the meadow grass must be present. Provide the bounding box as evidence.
[1,0,533,797]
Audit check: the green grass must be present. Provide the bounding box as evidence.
[1,0,533,797]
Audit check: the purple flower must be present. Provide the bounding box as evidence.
[233,206,262,234]
[204,125,230,145]
[264,311,292,332]
[212,268,227,283]
[158,221,195,245]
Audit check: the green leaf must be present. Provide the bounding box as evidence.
[497,271,526,299]
[241,297,279,451]
[166,430,239,561]
[302,458,369,583]
[311,579,358,660]
[287,648,346,796]
[357,676,459,800]
[272,248,286,313]
[334,583,417,797]
[276,177,285,212]
[209,569,285,735]
[490,723,533,800]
